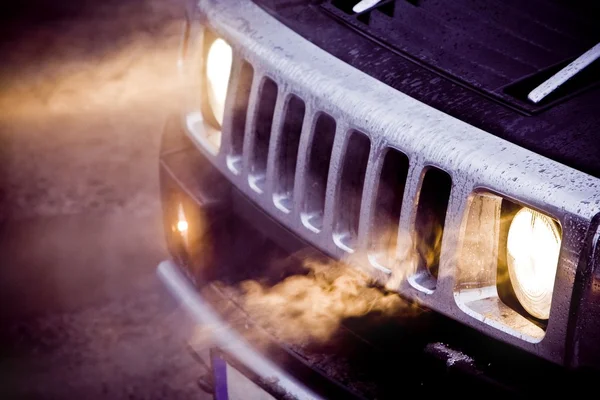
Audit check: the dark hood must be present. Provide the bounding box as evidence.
[254,0,600,179]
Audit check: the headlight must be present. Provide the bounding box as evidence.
[506,207,561,320]
[206,38,233,126]
[176,202,189,247]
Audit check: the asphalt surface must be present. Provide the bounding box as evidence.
[0,1,212,398]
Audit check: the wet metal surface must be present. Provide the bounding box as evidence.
[185,0,600,365]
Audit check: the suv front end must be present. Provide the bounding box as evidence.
[158,0,600,397]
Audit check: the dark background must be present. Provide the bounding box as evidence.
[0,0,211,398]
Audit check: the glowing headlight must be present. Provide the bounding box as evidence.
[176,203,189,247]
[206,38,233,126]
[506,207,561,320]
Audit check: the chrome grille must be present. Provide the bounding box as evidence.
[223,58,454,282]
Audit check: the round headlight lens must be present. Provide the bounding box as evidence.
[206,38,233,126]
[506,207,561,320]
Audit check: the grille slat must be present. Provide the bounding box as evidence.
[334,130,371,253]
[393,159,424,284]
[291,105,317,218]
[301,112,337,233]
[357,145,386,257]
[263,86,286,197]
[218,56,240,156]
[241,71,263,178]
[271,94,305,213]
[324,121,350,251]
[369,147,410,271]
[249,77,279,193]
[226,58,254,164]
[413,167,452,291]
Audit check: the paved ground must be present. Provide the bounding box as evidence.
[0,1,211,398]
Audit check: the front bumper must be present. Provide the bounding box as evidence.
[158,259,323,400]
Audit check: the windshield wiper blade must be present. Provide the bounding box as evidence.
[528,42,600,104]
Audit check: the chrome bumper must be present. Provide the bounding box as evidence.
[157,259,322,400]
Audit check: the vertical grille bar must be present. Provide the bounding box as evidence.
[333,130,370,252]
[437,182,471,295]
[248,77,278,193]
[241,72,263,179]
[300,112,337,233]
[369,147,410,269]
[357,145,385,260]
[219,55,243,157]
[292,105,317,219]
[394,159,424,287]
[264,89,287,198]
[324,122,350,249]
[226,59,254,165]
[270,94,305,213]
[413,167,452,291]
